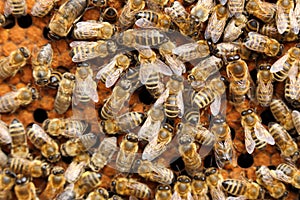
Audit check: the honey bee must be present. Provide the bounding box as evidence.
[9,157,50,178]
[31,43,53,86]
[89,137,117,171]
[0,47,30,80]
[155,185,172,200]
[142,123,173,161]
[227,0,245,17]
[9,118,29,158]
[292,110,300,135]
[0,119,11,144]
[154,75,184,119]
[213,41,253,61]
[48,0,89,39]
[256,64,274,107]
[270,46,300,82]
[4,0,27,17]
[55,183,76,200]
[14,175,38,200]
[73,21,115,40]
[204,4,229,43]
[134,159,174,185]
[48,70,63,89]
[221,178,265,199]
[284,63,300,107]
[223,15,247,42]
[245,0,276,23]
[70,40,117,62]
[172,40,211,62]
[205,167,226,200]
[241,109,275,154]
[268,123,299,162]
[256,166,288,199]
[0,149,7,168]
[192,77,226,116]
[270,99,294,131]
[178,133,202,176]
[61,133,97,157]
[101,112,145,135]
[118,0,145,29]
[210,117,236,169]
[111,177,152,199]
[96,53,131,88]
[74,171,102,198]
[31,0,59,17]
[39,166,66,200]
[54,72,76,114]
[64,161,85,183]
[172,175,193,200]
[86,187,109,200]
[73,63,98,105]
[272,162,300,189]
[0,169,16,200]
[27,124,61,163]
[191,173,209,200]
[260,22,284,42]
[276,0,299,35]
[102,7,118,23]
[164,1,188,26]
[134,11,172,30]
[244,32,282,57]
[116,133,139,173]
[190,0,215,23]
[245,19,260,33]
[145,72,165,99]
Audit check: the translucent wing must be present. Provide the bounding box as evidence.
[30,124,52,143]
[210,95,221,116]
[0,120,11,144]
[254,122,275,145]
[64,161,85,183]
[205,10,227,43]
[294,1,300,26]
[272,170,292,183]
[187,192,194,200]
[173,42,206,61]
[154,88,170,108]
[139,63,156,84]
[270,54,288,73]
[292,110,300,134]
[171,191,182,200]
[227,197,247,200]
[177,91,184,118]
[138,115,162,141]
[135,18,157,28]
[106,68,123,88]
[276,5,289,34]
[74,21,103,36]
[75,74,99,103]
[228,0,244,16]
[154,59,173,76]
[70,41,100,62]
[244,127,256,154]
[219,0,227,5]
[289,9,299,34]
[95,57,117,80]
[287,63,298,82]
[4,1,12,17]
[244,32,267,52]
[210,186,226,200]
[164,54,186,75]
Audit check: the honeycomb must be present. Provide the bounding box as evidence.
[0,0,299,199]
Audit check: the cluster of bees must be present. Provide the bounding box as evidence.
[1,0,300,199]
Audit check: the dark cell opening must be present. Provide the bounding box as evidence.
[268,165,276,170]
[137,86,155,105]
[43,27,51,40]
[17,14,32,28]
[250,68,258,84]
[61,156,72,164]
[170,157,185,172]
[204,155,218,168]
[230,127,236,140]
[2,15,15,29]
[260,109,276,126]
[33,108,48,123]
[237,153,254,168]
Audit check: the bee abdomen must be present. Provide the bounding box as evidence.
[222,180,246,196]
[164,94,179,118]
[193,88,214,109]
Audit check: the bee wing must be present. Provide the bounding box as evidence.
[294,1,300,26]
[135,18,157,28]
[219,0,227,5]
[4,1,12,16]
[292,110,300,133]
[205,11,227,43]
[210,95,221,116]
[172,42,200,61]
[154,59,173,76]
[74,21,103,35]
[0,120,11,144]
[75,74,99,103]
[106,68,123,88]
[276,5,289,34]
[187,192,194,200]
[244,127,256,154]
[177,91,184,118]
[165,54,186,75]
[287,62,298,81]
[30,124,52,143]
[244,32,267,52]
[254,122,275,145]
[227,197,247,200]
[272,169,293,183]
[228,0,244,16]
[171,191,182,200]
[139,63,155,84]
[210,186,226,200]
[96,57,117,79]
[270,54,288,73]
[138,115,162,141]
[289,9,299,34]
[64,161,85,183]
[98,137,117,158]
[154,88,170,108]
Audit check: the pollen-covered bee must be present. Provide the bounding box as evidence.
[89,137,117,171]
[272,162,300,189]
[64,161,85,183]
[134,159,174,185]
[256,165,288,199]
[0,47,30,80]
[193,76,226,116]
[54,72,76,114]
[178,133,202,176]
[142,123,173,161]
[101,112,145,135]
[204,4,229,43]
[9,157,50,178]
[205,167,226,200]
[4,0,27,17]
[256,64,274,107]
[244,32,282,57]
[96,53,131,88]
[172,175,193,200]
[116,133,139,173]
[155,185,172,200]
[268,123,299,162]
[0,85,38,114]
[190,0,215,23]
[270,99,294,131]
[276,0,299,35]
[73,62,98,105]
[14,175,38,200]
[86,187,109,200]
[73,21,115,40]
[74,171,102,198]
[31,43,53,86]
[270,46,300,82]
[40,166,66,200]
[210,117,236,169]
[48,0,89,39]
[31,0,59,17]
[111,177,152,199]
[27,124,61,163]
[245,0,276,23]
[0,119,11,144]
[135,10,172,30]
[191,173,209,200]
[221,178,265,199]
[292,110,300,135]
[223,15,247,42]
[9,118,29,158]
[60,133,97,157]
[241,109,275,154]
[0,169,16,200]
